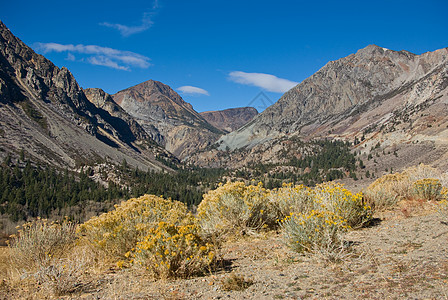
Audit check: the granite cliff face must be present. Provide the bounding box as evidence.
[192,45,448,170]
[0,21,170,171]
[113,80,224,158]
[200,107,258,133]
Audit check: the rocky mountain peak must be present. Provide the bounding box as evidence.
[112,80,223,158]
[115,79,193,110]
[200,107,258,133]
[215,44,448,164]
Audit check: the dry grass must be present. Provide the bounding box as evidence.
[32,246,93,296]
[220,272,254,291]
[4,218,98,297]
[8,218,77,279]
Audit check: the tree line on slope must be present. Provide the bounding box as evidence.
[0,155,225,222]
[0,139,361,223]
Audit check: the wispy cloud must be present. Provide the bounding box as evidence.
[100,14,153,37]
[35,43,151,71]
[177,86,210,96]
[228,71,298,93]
[100,1,160,37]
[65,53,75,61]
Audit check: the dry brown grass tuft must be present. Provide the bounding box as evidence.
[220,272,254,291]
[8,218,77,279]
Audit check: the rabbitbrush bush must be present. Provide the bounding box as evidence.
[280,210,349,254]
[273,182,372,228]
[79,194,216,278]
[312,182,372,228]
[128,217,216,279]
[279,182,372,257]
[364,164,448,210]
[364,173,409,210]
[78,194,188,259]
[197,181,275,240]
[269,183,313,218]
[412,178,444,201]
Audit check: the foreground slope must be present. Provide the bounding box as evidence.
[113,80,224,158]
[0,21,169,171]
[196,45,448,171]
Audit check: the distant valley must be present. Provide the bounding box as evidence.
[0,20,447,222]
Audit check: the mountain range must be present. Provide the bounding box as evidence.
[1,20,447,178]
[191,45,448,173]
[0,21,170,172]
[0,21,257,169]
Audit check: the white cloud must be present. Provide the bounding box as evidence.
[65,53,75,61]
[88,56,129,71]
[177,86,210,96]
[228,71,298,93]
[100,16,153,37]
[34,43,151,71]
[100,1,160,37]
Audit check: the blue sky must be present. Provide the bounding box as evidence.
[1,0,447,112]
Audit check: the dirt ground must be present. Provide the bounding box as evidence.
[1,201,447,299]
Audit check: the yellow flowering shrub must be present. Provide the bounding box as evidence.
[412,178,444,201]
[78,194,217,278]
[78,194,189,259]
[269,183,313,218]
[365,164,448,210]
[129,217,216,279]
[271,182,371,228]
[278,182,371,257]
[197,181,274,239]
[280,210,349,254]
[312,182,372,228]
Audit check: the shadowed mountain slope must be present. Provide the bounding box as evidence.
[0,21,171,171]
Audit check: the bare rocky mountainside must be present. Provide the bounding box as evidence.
[112,80,224,159]
[191,45,448,172]
[200,107,258,133]
[0,21,171,171]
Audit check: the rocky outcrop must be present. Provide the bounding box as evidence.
[0,21,171,171]
[200,107,258,133]
[113,80,223,159]
[83,88,163,144]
